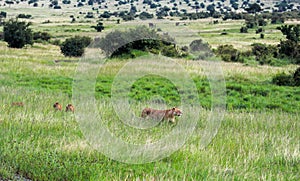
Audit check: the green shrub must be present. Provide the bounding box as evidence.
[240,26,248,33]
[189,39,211,52]
[251,43,278,65]
[272,67,300,86]
[215,44,241,62]
[17,14,32,19]
[3,19,33,48]
[60,36,92,57]
[293,67,300,86]
[33,31,51,41]
[279,40,300,63]
[91,21,104,32]
[50,39,61,46]
[96,26,183,58]
[272,72,293,86]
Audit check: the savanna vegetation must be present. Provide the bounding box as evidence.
[0,0,299,180]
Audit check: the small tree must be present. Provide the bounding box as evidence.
[60,36,92,57]
[91,21,104,32]
[3,19,33,48]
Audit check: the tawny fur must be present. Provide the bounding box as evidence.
[65,104,75,112]
[53,102,62,111]
[11,102,24,107]
[141,107,182,123]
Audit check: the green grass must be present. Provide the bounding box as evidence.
[0,88,299,180]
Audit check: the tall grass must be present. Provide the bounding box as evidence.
[0,86,299,180]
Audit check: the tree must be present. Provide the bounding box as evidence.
[60,36,92,57]
[91,21,104,32]
[245,3,262,14]
[278,24,299,43]
[3,19,33,48]
[206,4,215,16]
[278,24,300,63]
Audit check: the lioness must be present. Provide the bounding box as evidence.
[53,102,62,111]
[11,102,24,107]
[141,107,183,123]
[65,104,75,112]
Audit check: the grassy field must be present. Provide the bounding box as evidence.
[0,5,300,180]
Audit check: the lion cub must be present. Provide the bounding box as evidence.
[65,104,75,112]
[141,107,183,123]
[53,102,62,111]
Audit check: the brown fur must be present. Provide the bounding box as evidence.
[11,102,24,107]
[53,102,62,111]
[141,107,183,123]
[65,104,75,112]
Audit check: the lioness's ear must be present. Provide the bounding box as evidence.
[172,107,175,110]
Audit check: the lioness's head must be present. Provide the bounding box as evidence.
[53,102,62,111]
[172,107,183,117]
[65,104,75,112]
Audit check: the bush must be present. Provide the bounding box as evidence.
[33,31,51,41]
[91,21,104,32]
[272,72,293,86]
[96,26,183,58]
[293,67,300,86]
[258,18,267,26]
[273,67,300,86]
[256,27,264,34]
[139,11,153,20]
[251,43,278,65]
[51,39,61,46]
[17,14,32,19]
[189,39,212,59]
[240,26,248,33]
[189,39,211,52]
[0,11,7,18]
[3,19,33,48]
[279,40,300,63]
[60,36,92,57]
[215,45,241,62]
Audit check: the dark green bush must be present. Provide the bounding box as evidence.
[33,31,51,41]
[273,67,300,86]
[215,44,241,62]
[91,21,104,32]
[279,40,300,63]
[96,26,184,58]
[251,43,278,65]
[240,26,248,33]
[272,72,293,86]
[293,67,300,86]
[17,14,32,19]
[3,19,33,48]
[60,36,92,57]
[139,11,154,20]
